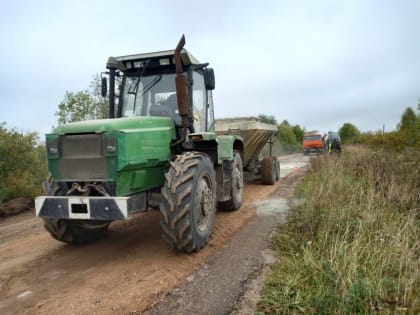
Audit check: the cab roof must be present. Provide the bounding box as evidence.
[115,48,200,65]
[109,48,203,72]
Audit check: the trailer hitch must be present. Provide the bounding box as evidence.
[66,183,110,197]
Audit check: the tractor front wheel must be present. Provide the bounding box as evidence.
[43,218,111,244]
[160,152,217,253]
[42,176,111,244]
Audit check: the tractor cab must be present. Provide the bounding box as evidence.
[103,45,216,134]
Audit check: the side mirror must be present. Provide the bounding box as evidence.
[101,77,108,97]
[204,68,215,90]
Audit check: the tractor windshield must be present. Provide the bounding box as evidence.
[121,73,182,124]
[121,71,209,132]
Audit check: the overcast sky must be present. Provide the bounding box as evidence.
[1,0,419,137]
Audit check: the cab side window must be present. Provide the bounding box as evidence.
[192,72,206,132]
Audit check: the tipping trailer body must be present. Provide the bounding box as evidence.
[215,117,277,167]
[215,117,279,185]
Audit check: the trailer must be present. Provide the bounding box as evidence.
[215,117,280,185]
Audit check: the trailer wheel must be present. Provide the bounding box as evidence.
[42,175,111,244]
[219,152,243,211]
[160,152,216,253]
[261,157,276,185]
[274,157,280,181]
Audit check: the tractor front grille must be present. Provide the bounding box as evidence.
[58,134,107,180]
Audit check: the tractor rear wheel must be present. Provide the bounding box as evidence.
[160,152,217,253]
[261,157,276,185]
[218,152,243,211]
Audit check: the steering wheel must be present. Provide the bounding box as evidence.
[149,102,182,125]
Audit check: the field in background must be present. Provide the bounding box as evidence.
[258,146,419,314]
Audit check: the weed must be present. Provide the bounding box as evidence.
[258,147,420,314]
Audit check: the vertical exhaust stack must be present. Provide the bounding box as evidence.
[174,35,191,130]
[106,57,119,119]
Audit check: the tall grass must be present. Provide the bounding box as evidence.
[258,148,419,314]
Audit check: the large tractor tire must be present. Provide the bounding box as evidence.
[43,218,111,245]
[261,157,276,185]
[41,175,111,245]
[160,152,217,253]
[219,152,244,211]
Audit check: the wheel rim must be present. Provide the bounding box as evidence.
[234,164,243,200]
[195,174,213,232]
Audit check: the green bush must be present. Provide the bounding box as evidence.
[360,106,420,152]
[339,122,361,144]
[361,130,419,152]
[0,123,47,202]
[277,122,301,153]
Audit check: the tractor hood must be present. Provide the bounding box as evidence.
[53,116,176,135]
[46,116,177,196]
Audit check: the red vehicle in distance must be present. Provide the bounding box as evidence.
[302,132,324,155]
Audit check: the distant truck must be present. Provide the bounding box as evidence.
[302,132,324,155]
[324,131,341,154]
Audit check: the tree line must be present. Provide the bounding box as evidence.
[259,105,420,153]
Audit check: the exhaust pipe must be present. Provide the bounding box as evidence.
[174,34,191,129]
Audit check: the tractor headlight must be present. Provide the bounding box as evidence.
[46,138,59,156]
[104,136,117,155]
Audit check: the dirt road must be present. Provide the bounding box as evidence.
[0,154,309,315]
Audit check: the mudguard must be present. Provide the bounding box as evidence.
[187,132,243,163]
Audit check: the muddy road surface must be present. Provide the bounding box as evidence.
[0,154,310,315]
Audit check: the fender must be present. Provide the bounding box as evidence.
[187,132,243,164]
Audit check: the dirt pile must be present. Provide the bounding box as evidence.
[0,197,33,217]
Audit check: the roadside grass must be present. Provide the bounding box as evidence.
[258,147,419,314]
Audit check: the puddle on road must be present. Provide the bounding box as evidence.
[255,198,289,216]
[280,162,308,170]
[255,198,305,217]
[254,158,309,218]
[279,162,309,178]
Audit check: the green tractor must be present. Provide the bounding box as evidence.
[35,35,244,252]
